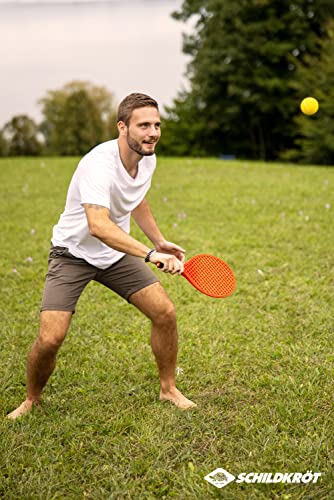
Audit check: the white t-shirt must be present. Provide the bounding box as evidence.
[52,139,156,269]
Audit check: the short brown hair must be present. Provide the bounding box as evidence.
[117,93,159,126]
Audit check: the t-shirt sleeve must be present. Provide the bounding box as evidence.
[78,159,111,209]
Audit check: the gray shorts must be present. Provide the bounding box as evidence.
[41,246,159,313]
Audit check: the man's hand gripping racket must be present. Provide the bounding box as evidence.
[155,253,236,299]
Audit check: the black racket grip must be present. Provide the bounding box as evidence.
[156,262,164,269]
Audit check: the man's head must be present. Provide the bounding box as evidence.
[117,93,161,156]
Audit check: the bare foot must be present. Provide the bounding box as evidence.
[160,388,197,409]
[6,400,35,420]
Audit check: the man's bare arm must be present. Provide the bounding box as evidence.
[84,204,151,258]
[132,198,186,263]
[131,198,165,246]
[83,203,184,273]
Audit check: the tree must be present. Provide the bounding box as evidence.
[2,115,42,156]
[162,0,334,159]
[39,81,118,154]
[0,129,8,157]
[52,89,104,156]
[158,92,211,157]
[285,19,334,164]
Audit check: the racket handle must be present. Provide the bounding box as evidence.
[156,262,184,276]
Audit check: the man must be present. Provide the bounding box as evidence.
[8,93,196,420]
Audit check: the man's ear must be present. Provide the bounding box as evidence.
[117,121,127,136]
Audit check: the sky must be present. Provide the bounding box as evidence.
[0,0,191,126]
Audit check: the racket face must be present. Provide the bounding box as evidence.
[182,254,236,298]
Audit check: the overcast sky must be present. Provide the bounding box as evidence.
[0,0,191,125]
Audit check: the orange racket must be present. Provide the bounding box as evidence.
[158,254,236,298]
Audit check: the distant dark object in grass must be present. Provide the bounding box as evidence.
[219,154,236,160]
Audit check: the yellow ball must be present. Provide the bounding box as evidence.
[300,97,319,115]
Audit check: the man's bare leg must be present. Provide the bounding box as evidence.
[130,282,196,409]
[7,310,72,420]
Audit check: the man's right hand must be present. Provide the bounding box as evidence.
[149,251,184,275]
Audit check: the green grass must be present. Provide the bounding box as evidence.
[0,156,333,499]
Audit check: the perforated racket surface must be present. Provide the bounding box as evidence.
[158,254,236,298]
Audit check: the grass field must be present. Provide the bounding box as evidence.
[1,156,333,499]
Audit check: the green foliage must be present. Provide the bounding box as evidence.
[0,129,8,157]
[285,20,334,164]
[2,115,42,156]
[159,92,211,157]
[54,89,104,156]
[162,0,334,160]
[1,157,334,498]
[39,80,118,155]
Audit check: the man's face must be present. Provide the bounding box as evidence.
[125,106,161,156]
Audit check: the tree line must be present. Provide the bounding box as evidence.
[0,81,118,157]
[158,0,334,165]
[1,0,334,164]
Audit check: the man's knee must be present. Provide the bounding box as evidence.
[35,331,65,355]
[38,310,71,351]
[131,282,177,326]
[153,300,177,327]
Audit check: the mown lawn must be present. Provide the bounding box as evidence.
[0,156,333,499]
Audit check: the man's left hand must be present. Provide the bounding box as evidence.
[155,240,185,263]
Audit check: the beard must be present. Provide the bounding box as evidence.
[126,133,158,156]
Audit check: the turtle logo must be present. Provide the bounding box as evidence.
[204,468,236,489]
